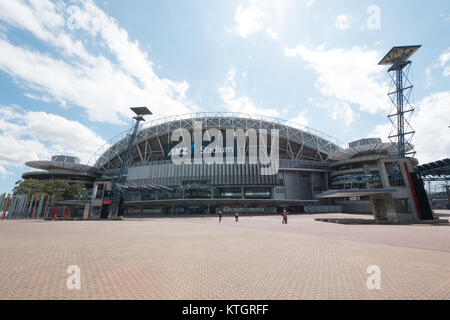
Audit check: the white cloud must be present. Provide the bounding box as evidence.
[265,27,279,39]
[285,45,388,118]
[335,15,350,30]
[425,67,433,88]
[234,2,267,38]
[307,97,356,127]
[439,47,450,77]
[370,91,450,163]
[331,102,355,126]
[0,105,108,177]
[290,110,310,127]
[219,69,280,117]
[306,0,317,7]
[441,13,450,22]
[423,47,450,88]
[219,69,311,128]
[233,1,278,39]
[413,92,450,163]
[369,122,390,142]
[0,0,192,124]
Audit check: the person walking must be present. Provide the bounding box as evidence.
[282,209,288,224]
[234,211,239,222]
[218,210,223,223]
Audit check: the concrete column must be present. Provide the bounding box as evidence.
[382,194,398,223]
[324,172,331,205]
[363,164,370,189]
[377,160,390,188]
[368,195,377,220]
[82,203,90,220]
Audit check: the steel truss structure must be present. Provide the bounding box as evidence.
[416,158,450,182]
[117,182,174,192]
[328,138,399,161]
[332,173,381,187]
[108,114,145,218]
[91,112,343,170]
[387,62,415,158]
[379,45,421,159]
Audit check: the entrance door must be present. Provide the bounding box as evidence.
[100,204,110,219]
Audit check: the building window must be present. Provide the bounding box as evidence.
[216,188,242,199]
[244,187,271,199]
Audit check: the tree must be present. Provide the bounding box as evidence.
[41,181,64,200]
[13,179,43,195]
[62,181,85,200]
[13,179,85,200]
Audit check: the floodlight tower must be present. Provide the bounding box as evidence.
[108,106,152,219]
[378,45,421,158]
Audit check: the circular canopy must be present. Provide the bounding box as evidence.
[25,160,100,175]
[328,139,413,161]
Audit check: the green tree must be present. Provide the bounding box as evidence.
[62,181,85,200]
[13,179,85,200]
[41,181,63,199]
[13,179,43,195]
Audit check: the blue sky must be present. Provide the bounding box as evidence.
[0,0,449,193]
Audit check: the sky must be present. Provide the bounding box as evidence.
[0,0,449,193]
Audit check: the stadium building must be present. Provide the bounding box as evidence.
[88,112,343,218]
[12,112,440,223]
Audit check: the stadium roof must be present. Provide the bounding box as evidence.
[26,160,100,175]
[416,158,450,177]
[91,112,344,169]
[328,138,403,161]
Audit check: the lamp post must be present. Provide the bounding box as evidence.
[108,106,152,219]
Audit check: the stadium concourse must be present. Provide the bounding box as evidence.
[0,212,449,299]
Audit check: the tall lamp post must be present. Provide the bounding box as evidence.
[108,106,152,219]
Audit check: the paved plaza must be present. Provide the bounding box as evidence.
[0,212,449,300]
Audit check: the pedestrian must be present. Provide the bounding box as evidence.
[282,209,288,224]
[218,210,223,223]
[234,211,239,222]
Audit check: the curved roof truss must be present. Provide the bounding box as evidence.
[92,112,344,169]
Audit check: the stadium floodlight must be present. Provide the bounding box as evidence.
[131,106,152,116]
[379,45,421,161]
[108,106,152,219]
[130,106,152,121]
[378,45,421,71]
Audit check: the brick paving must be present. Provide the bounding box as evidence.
[0,213,449,300]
